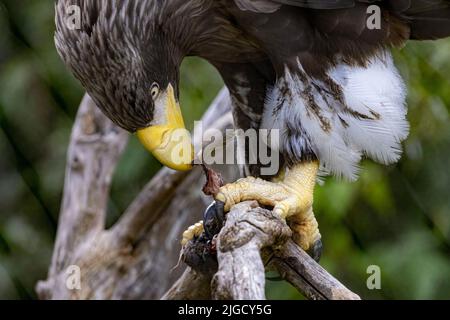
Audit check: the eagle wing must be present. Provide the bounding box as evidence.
[234,0,450,40]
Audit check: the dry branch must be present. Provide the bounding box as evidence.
[163,201,360,300]
[161,268,212,300]
[36,94,129,299]
[269,241,360,300]
[212,202,291,300]
[36,89,234,300]
[212,202,360,300]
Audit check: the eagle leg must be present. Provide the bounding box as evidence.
[215,161,322,256]
[202,201,226,240]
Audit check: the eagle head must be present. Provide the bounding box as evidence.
[55,0,193,171]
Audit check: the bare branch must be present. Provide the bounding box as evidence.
[268,240,361,300]
[111,168,190,246]
[212,201,292,300]
[168,201,360,301]
[161,268,213,300]
[46,94,128,278]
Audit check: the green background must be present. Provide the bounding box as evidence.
[1,1,450,300]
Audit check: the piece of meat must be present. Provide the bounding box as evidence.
[199,164,224,197]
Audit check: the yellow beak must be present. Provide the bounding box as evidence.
[137,84,194,171]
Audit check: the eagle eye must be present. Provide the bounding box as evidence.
[150,83,160,100]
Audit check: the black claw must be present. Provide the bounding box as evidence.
[203,201,226,240]
[215,200,225,222]
[307,238,323,262]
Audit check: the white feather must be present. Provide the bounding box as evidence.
[262,51,409,181]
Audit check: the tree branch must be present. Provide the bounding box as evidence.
[268,241,360,300]
[37,89,234,300]
[161,268,213,300]
[36,94,128,298]
[212,201,291,300]
[165,201,360,300]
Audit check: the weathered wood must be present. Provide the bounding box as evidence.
[36,94,129,299]
[164,201,361,301]
[269,241,361,300]
[161,268,212,300]
[204,201,360,300]
[37,89,234,300]
[212,201,292,300]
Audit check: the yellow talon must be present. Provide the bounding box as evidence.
[180,162,322,252]
[181,221,204,246]
[214,161,321,252]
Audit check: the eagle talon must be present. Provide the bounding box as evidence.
[181,221,204,246]
[203,201,226,239]
[214,162,322,253]
[183,163,322,255]
[307,238,323,262]
[180,201,226,247]
[214,176,312,219]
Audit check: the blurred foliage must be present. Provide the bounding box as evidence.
[0,0,449,300]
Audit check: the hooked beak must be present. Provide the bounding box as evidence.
[137,84,194,171]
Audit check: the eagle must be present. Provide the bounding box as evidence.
[55,0,450,259]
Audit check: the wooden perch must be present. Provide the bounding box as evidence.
[161,268,213,300]
[212,202,292,300]
[37,87,360,300]
[268,241,360,300]
[165,201,360,300]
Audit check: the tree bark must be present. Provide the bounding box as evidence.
[212,202,292,300]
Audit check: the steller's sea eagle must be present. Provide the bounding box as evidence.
[55,0,450,259]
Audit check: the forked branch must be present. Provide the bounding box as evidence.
[165,201,360,300]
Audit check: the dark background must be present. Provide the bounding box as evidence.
[1,1,450,299]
